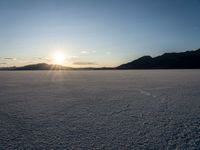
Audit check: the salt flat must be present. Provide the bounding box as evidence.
[0,70,200,149]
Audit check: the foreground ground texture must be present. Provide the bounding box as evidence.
[0,70,200,149]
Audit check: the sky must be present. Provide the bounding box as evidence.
[0,0,200,67]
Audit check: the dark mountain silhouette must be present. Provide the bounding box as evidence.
[117,49,200,69]
[1,49,200,70]
[13,63,72,70]
[0,63,112,70]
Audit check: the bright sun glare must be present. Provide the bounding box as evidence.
[52,52,66,65]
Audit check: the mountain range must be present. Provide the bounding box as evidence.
[117,48,200,69]
[0,48,200,70]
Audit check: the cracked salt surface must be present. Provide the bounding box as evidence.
[0,70,200,149]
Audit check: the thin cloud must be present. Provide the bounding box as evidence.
[81,51,89,54]
[73,62,97,65]
[0,63,7,64]
[4,58,16,60]
[81,50,96,54]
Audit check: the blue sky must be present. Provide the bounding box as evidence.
[0,0,200,67]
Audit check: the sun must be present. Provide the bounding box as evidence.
[52,52,66,65]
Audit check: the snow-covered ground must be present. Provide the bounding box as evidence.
[0,70,200,149]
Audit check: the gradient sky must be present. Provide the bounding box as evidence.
[0,0,200,67]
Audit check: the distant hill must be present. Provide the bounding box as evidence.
[5,63,72,70]
[1,49,200,70]
[0,63,112,71]
[117,49,200,69]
